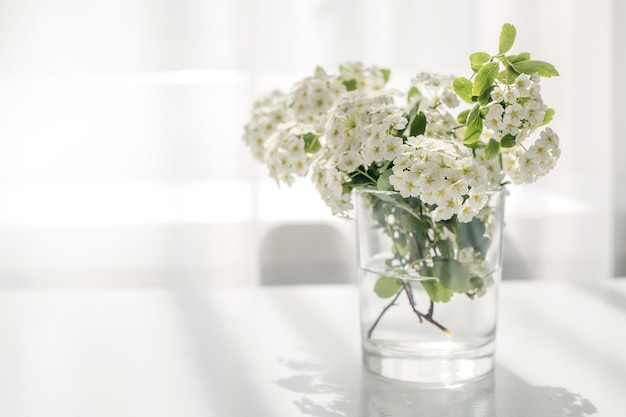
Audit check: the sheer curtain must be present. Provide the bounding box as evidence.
[0,0,618,287]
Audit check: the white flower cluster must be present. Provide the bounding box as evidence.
[389,135,490,222]
[484,73,546,140]
[289,67,347,134]
[407,73,461,140]
[312,92,407,214]
[384,74,494,222]
[243,90,289,161]
[243,95,317,186]
[288,63,388,135]
[243,63,387,187]
[503,127,561,184]
[483,73,561,184]
[243,63,562,222]
[263,123,314,186]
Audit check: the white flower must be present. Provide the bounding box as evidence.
[394,171,421,198]
[467,188,488,210]
[392,153,412,171]
[419,170,444,193]
[338,151,362,172]
[524,100,546,126]
[514,73,531,93]
[485,104,504,131]
[386,114,408,131]
[504,102,524,126]
[491,87,505,103]
[442,89,460,108]
[326,121,345,145]
[382,136,403,161]
[330,193,354,216]
[362,138,385,166]
[486,103,504,119]
[457,204,475,223]
[518,153,538,182]
[498,116,520,136]
[502,87,520,104]
[540,127,560,148]
[432,192,461,221]
[528,79,542,100]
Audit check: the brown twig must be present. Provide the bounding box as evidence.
[367,289,403,339]
[367,282,452,338]
[402,283,452,336]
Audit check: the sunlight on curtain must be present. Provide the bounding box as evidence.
[0,0,617,287]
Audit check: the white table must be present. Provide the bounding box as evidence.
[0,280,624,416]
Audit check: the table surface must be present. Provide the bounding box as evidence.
[0,280,624,417]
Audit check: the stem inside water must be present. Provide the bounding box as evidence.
[367,281,452,338]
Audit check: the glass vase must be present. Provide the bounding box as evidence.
[354,187,506,385]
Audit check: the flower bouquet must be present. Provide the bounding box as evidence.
[243,23,560,383]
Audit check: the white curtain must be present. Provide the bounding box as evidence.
[0,0,619,287]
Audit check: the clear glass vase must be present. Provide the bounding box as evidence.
[354,187,506,385]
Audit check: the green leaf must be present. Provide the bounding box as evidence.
[391,239,409,257]
[421,279,453,303]
[477,85,494,106]
[374,275,402,298]
[302,133,321,153]
[457,109,470,124]
[507,52,531,63]
[501,134,517,148]
[542,108,555,125]
[470,52,492,72]
[463,105,483,145]
[401,102,419,137]
[472,62,499,97]
[464,122,483,145]
[409,111,427,137]
[407,86,420,102]
[372,191,401,206]
[470,276,484,291]
[453,77,473,103]
[436,239,455,259]
[431,257,472,293]
[510,60,559,77]
[466,104,480,125]
[499,23,516,54]
[380,68,391,83]
[497,68,519,84]
[439,216,459,234]
[399,212,431,234]
[342,79,357,91]
[484,138,501,160]
[376,169,393,191]
[457,218,490,255]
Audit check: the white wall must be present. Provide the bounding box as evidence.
[0,0,618,287]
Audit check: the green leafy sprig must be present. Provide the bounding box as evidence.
[453,23,558,159]
[365,191,495,337]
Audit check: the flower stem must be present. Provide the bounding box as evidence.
[367,289,403,339]
[367,282,452,338]
[355,168,378,185]
[402,282,452,336]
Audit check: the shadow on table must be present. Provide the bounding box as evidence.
[275,360,597,417]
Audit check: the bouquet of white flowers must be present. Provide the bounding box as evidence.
[243,23,559,335]
[244,23,558,218]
